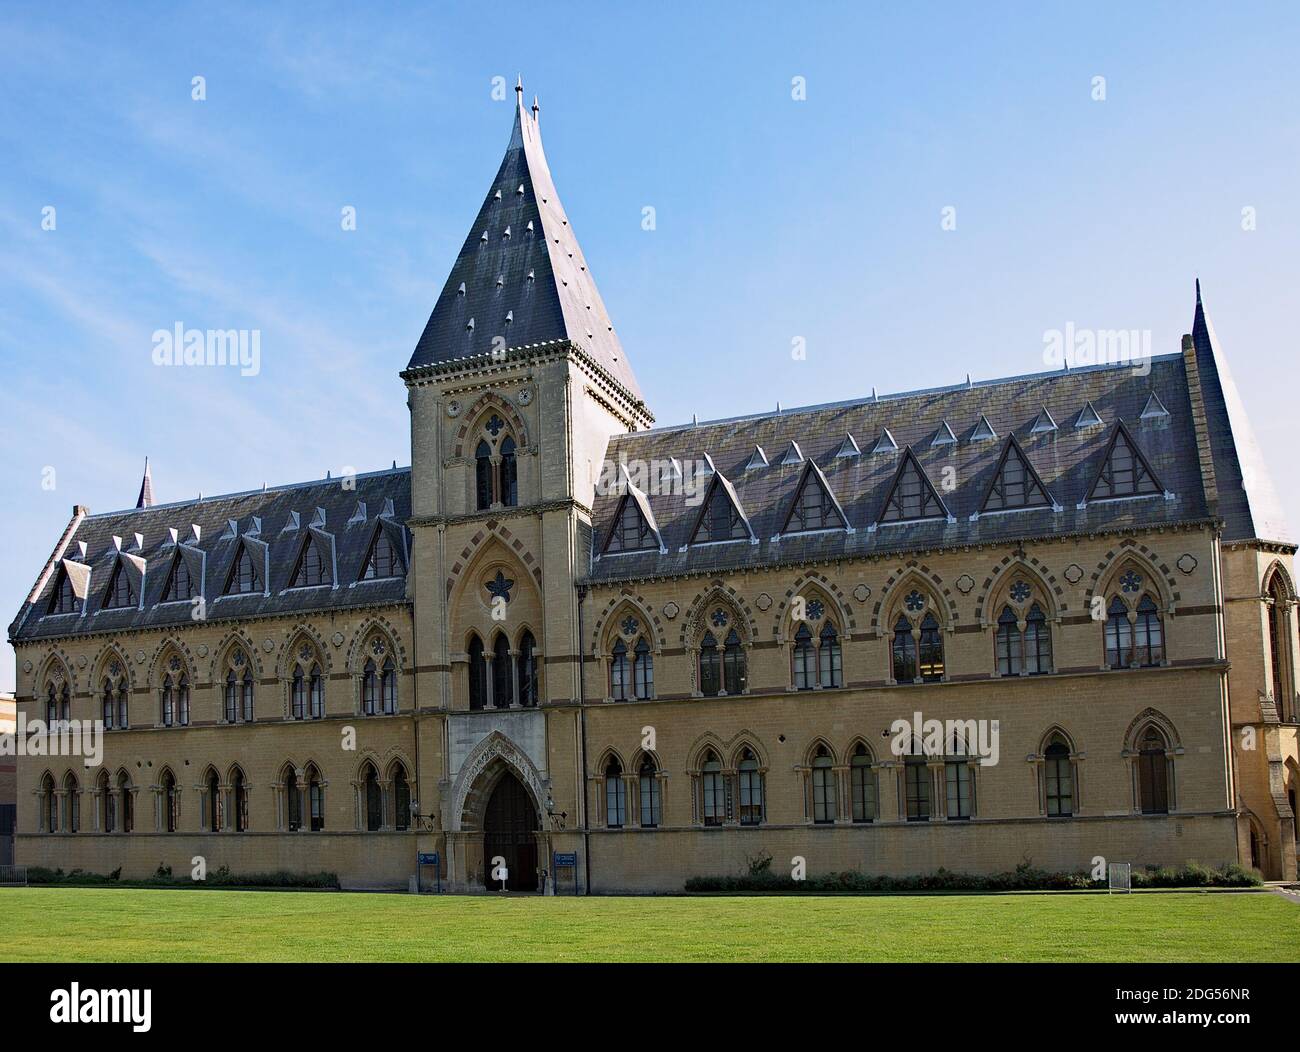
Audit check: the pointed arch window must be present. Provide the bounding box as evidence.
[638,755,661,828]
[693,481,748,543]
[1105,590,1163,668]
[1089,424,1161,500]
[1267,575,1294,718]
[160,670,189,727]
[468,635,487,711]
[362,530,400,580]
[904,753,931,822]
[1137,726,1170,814]
[605,496,655,553]
[475,439,493,510]
[492,633,514,707]
[101,668,127,730]
[292,665,306,719]
[610,639,630,701]
[48,567,80,614]
[363,659,379,715]
[811,745,836,824]
[118,772,134,833]
[63,772,80,833]
[393,765,411,831]
[292,535,329,588]
[518,631,538,707]
[792,623,815,690]
[381,657,397,714]
[223,651,254,723]
[982,438,1052,511]
[918,614,944,680]
[232,768,248,831]
[819,621,843,687]
[995,606,1021,676]
[1133,595,1164,667]
[784,467,845,533]
[307,764,324,831]
[98,770,114,833]
[363,764,381,832]
[892,614,917,683]
[309,665,324,718]
[227,543,261,594]
[499,435,518,507]
[1043,737,1074,817]
[944,738,974,821]
[41,773,57,832]
[162,771,178,833]
[632,637,653,699]
[850,744,876,823]
[699,631,721,697]
[879,450,946,522]
[207,769,222,832]
[103,560,135,609]
[163,555,194,602]
[286,768,302,831]
[604,758,626,828]
[737,749,763,826]
[700,751,725,826]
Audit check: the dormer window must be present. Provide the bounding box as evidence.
[103,560,135,609]
[47,567,80,615]
[163,555,195,602]
[225,543,261,595]
[362,530,400,580]
[291,535,330,587]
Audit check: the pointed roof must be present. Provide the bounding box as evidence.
[406,84,647,413]
[136,457,154,509]
[1190,281,1289,542]
[877,447,950,523]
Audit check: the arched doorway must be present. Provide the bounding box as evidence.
[483,772,539,891]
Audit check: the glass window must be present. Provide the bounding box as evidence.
[737,750,763,826]
[610,639,629,701]
[792,623,815,690]
[475,439,493,510]
[945,761,972,820]
[818,622,842,688]
[905,756,930,821]
[892,614,917,682]
[811,747,836,824]
[850,745,875,822]
[701,753,725,826]
[633,638,653,699]
[638,756,661,828]
[604,759,625,828]
[499,436,518,507]
[1134,595,1163,667]
[996,605,1021,676]
[918,613,944,681]
[699,632,721,697]
[1044,739,1073,816]
[723,629,746,694]
[1105,595,1134,667]
[468,636,487,710]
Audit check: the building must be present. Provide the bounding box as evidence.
[1,693,15,866]
[8,84,1297,891]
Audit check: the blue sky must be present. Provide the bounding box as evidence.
[2,1,1297,693]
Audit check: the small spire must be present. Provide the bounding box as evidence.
[135,456,154,509]
[532,95,540,119]
[515,74,523,97]
[1195,277,1202,306]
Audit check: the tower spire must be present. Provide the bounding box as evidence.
[136,456,154,509]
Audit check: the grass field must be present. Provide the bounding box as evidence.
[2,887,1297,962]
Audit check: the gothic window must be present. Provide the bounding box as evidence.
[118,771,134,833]
[737,749,764,826]
[393,764,411,831]
[518,631,538,707]
[944,739,974,821]
[982,438,1052,511]
[995,606,1021,676]
[309,665,324,718]
[1133,595,1163,667]
[638,755,661,828]
[362,530,400,580]
[632,637,653,700]
[103,560,135,609]
[499,435,518,507]
[995,598,1052,676]
[818,622,843,688]
[700,751,725,826]
[1043,737,1074,817]
[723,629,746,694]
[850,744,876,823]
[307,764,324,831]
[468,635,487,710]
[604,496,655,553]
[223,650,254,723]
[292,535,329,588]
[232,768,248,832]
[784,467,845,533]
[286,768,301,831]
[362,764,380,830]
[160,668,190,727]
[207,769,221,832]
[1088,424,1162,500]
[63,772,80,833]
[904,754,931,822]
[226,543,261,594]
[811,745,836,824]
[163,555,195,602]
[48,567,80,614]
[692,480,748,543]
[492,633,514,707]
[918,614,944,680]
[101,664,128,730]
[1137,726,1170,814]
[1025,604,1051,673]
[892,613,917,683]
[699,631,721,697]
[98,770,114,833]
[879,450,946,523]
[41,773,56,832]
[604,758,626,828]
[363,659,378,715]
[1105,585,1163,668]
[475,439,493,510]
[162,770,178,833]
[381,657,397,714]
[792,623,815,689]
[292,665,306,719]
[1267,575,1294,717]
[610,639,630,701]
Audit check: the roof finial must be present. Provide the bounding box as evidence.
[1195,277,1202,305]
[136,456,154,509]
[532,94,540,119]
[515,74,523,98]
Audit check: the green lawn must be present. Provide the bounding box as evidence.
[2,886,1295,962]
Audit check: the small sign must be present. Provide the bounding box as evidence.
[418,852,439,866]
[553,852,577,868]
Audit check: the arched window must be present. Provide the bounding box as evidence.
[309,665,324,719]
[892,614,917,683]
[737,749,763,826]
[610,639,630,701]
[292,664,306,719]
[851,744,876,823]
[381,657,397,714]
[499,435,518,507]
[41,773,57,832]
[518,632,538,707]
[1137,726,1170,814]
[818,622,842,688]
[995,606,1021,676]
[102,669,128,731]
[164,555,194,602]
[393,765,410,831]
[223,649,254,723]
[1133,595,1164,667]
[918,614,944,681]
[207,769,222,832]
[699,631,721,697]
[1044,737,1073,817]
[98,770,114,833]
[604,758,625,828]
[475,439,493,510]
[160,673,178,727]
[232,768,248,832]
[638,756,661,828]
[792,623,815,690]
[468,635,487,710]
[362,659,378,715]
[63,772,80,833]
[492,633,514,707]
[228,544,260,594]
[632,637,653,699]
[904,752,931,822]
[1268,575,1293,715]
[700,751,725,826]
[118,771,134,833]
[286,768,302,831]
[225,669,239,722]
[291,536,329,588]
[1104,595,1132,667]
[307,765,324,832]
[1024,604,1051,674]
[162,770,178,833]
[364,764,382,831]
[362,531,400,580]
[944,739,974,821]
[47,679,70,725]
[723,628,746,694]
[811,745,836,824]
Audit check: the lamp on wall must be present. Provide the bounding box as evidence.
[409,799,438,832]
[545,792,567,831]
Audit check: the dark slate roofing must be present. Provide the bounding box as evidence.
[1191,282,1290,544]
[405,83,645,408]
[588,354,1211,582]
[10,468,411,642]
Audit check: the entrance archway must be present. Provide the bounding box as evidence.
[483,771,539,891]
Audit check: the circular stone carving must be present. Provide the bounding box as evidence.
[22,660,32,673]
[517,387,534,406]
[955,574,975,595]
[262,639,275,653]
[755,592,773,611]
[196,644,209,658]
[1177,553,1198,575]
[662,601,679,620]
[1063,563,1084,584]
[77,655,87,668]
[136,650,146,663]
[332,631,345,647]
[853,584,871,602]
[446,399,462,418]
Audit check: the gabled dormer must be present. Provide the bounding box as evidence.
[978,435,1056,514]
[1086,420,1163,501]
[876,448,951,525]
[688,471,755,545]
[780,462,848,535]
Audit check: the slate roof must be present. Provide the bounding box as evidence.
[588,353,1214,582]
[405,82,646,412]
[9,468,411,643]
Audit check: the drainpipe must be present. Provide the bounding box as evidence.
[576,581,591,895]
